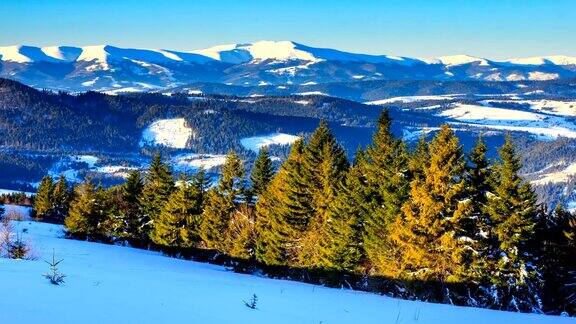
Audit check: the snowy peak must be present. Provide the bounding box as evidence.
[506,55,576,66]
[192,41,318,64]
[191,40,418,65]
[427,55,490,66]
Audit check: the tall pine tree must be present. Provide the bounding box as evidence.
[34,175,54,221]
[362,110,410,272]
[200,150,245,250]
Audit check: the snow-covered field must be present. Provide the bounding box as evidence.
[438,103,576,139]
[172,153,227,171]
[0,221,569,324]
[240,133,300,152]
[140,118,194,149]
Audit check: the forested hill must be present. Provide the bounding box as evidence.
[0,78,381,154]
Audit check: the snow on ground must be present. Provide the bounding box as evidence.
[240,133,300,152]
[1,205,32,220]
[293,91,327,96]
[95,166,138,179]
[438,103,576,139]
[140,118,193,149]
[172,153,227,171]
[0,221,569,324]
[365,94,463,105]
[531,162,576,185]
[482,99,576,117]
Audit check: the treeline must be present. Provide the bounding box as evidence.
[34,111,576,315]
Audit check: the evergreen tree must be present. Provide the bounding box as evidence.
[140,153,174,243]
[223,205,256,259]
[51,175,71,223]
[387,125,473,282]
[65,179,108,239]
[34,175,54,221]
[249,147,275,203]
[311,150,369,271]
[485,135,540,310]
[255,139,311,265]
[298,122,349,267]
[200,150,245,250]
[362,110,410,272]
[151,175,204,248]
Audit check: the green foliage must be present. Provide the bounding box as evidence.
[362,110,410,272]
[249,147,275,203]
[64,179,110,239]
[34,176,54,221]
[200,151,245,250]
[140,153,175,243]
[151,175,204,248]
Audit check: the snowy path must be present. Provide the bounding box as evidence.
[0,221,572,324]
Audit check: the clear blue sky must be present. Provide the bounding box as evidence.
[1,0,574,59]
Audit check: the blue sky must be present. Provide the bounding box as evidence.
[0,0,574,59]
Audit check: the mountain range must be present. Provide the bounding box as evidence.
[1,40,576,92]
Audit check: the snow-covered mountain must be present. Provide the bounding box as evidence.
[1,41,576,92]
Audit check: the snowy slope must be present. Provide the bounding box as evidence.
[438,103,576,139]
[0,221,570,324]
[140,118,194,149]
[240,133,300,152]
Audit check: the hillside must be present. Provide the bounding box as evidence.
[0,220,570,324]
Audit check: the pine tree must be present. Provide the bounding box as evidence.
[255,139,311,265]
[140,153,174,243]
[151,175,204,248]
[386,125,473,282]
[249,147,275,203]
[200,150,245,250]
[362,110,410,272]
[311,151,369,271]
[34,176,54,221]
[51,175,71,224]
[65,180,107,239]
[298,121,349,267]
[223,204,256,259]
[485,135,540,310]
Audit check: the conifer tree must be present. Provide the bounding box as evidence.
[362,110,410,272]
[34,175,54,221]
[65,179,107,239]
[51,175,71,223]
[311,150,369,271]
[151,175,204,248]
[249,147,275,203]
[255,139,312,265]
[140,153,174,243]
[104,170,145,243]
[297,122,349,267]
[386,125,473,282]
[223,204,256,259]
[200,150,245,250]
[485,135,540,310]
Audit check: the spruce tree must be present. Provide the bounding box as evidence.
[386,125,473,282]
[311,151,369,271]
[485,135,540,310]
[297,121,349,267]
[104,170,145,243]
[255,139,311,265]
[223,205,256,259]
[65,180,105,239]
[250,147,275,201]
[51,175,71,223]
[362,110,410,272]
[151,175,204,248]
[200,150,245,250]
[140,153,174,243]
[34,175,54,221]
